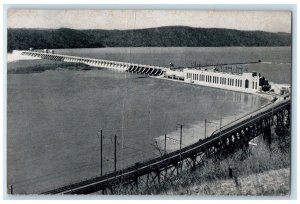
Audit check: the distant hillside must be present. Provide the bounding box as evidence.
[7,26,291,52]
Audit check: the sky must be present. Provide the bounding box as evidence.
[7,10,291,33]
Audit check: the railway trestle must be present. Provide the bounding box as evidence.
[42,100,290,195]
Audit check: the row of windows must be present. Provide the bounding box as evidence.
[186,72,259,90]
[187,73,243,87]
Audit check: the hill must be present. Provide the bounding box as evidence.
[7,26,291,52]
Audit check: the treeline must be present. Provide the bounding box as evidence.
[7,26,291,52]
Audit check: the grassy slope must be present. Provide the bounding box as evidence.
[170,168,290,196]
[144,129,291,196]
[111,128,290,196]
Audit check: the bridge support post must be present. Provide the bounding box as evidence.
[156,170,161,185]
[263,120,272,148]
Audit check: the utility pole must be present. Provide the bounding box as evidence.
[180,125,183,152]
[205,119,207,139]
[177,124,184,172]
[114,135,117,173]
[176,124,183,153]
[164,133,167,155]
[219,117,222,142]
[100,130,103,176]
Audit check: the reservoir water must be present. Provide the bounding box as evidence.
[7,47,290,194]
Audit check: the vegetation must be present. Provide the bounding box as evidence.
[7,59,95,74]
[111,127,290,196]
[7,26,291,52]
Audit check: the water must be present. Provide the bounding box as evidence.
[7,47,290,194]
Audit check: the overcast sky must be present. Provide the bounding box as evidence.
[7,10,291,33]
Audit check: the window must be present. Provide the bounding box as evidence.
[255,82,257,89]
[245,79,249,88]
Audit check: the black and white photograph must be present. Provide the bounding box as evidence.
[4,6,293,197]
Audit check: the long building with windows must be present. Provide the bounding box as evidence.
[163,66,271,94]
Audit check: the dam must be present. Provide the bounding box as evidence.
[12,49,283,94]
[13,50,165,76]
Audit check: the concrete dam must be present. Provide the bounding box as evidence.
[14,50,166,76]
[12,50,284,95]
